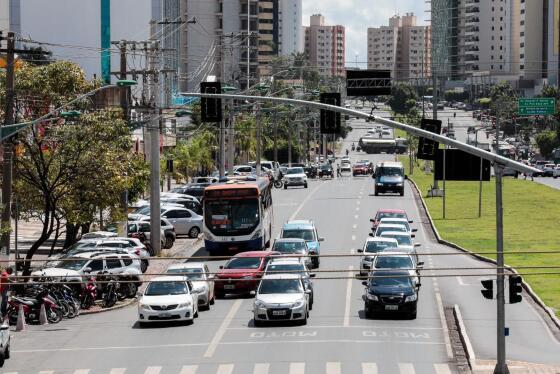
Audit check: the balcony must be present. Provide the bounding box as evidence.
[464,6,480,14]
[465,16,479,26]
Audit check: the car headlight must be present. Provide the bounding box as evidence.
[139,303,151,310]
[292,299,306,308]
[366,293,379,301]
[405,294,417,302]
[255,300,266,308]
[396,183,403,186]
[178,302,191,308]
[376,183,383,186]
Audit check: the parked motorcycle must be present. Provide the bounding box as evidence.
[8,289,63,324]
[80,274,97,310]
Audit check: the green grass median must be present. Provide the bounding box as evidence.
[400,156,560,317]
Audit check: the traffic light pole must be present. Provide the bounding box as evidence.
[494,163,509,374]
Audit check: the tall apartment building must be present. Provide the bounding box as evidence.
[304,14,345,77]
[367,13,431,81]
[278,0,303,56]
[545,0,560,86]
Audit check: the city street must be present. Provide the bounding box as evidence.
[3,123,559,374]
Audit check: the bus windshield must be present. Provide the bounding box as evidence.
[205,198,260,236]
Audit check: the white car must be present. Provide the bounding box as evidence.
[357,237,399,276]
[138,276,199,326]
[271,238,312,269]
[165,262,215,309]
[283,167,308,189]
[373,224,409,237]
[253,274,310,326]
[370,252,422,285]
[0,324,10,367]
[341,163,352,173]
[379,231,421,263]
[81,231,118,240]
[377,218,417,234]
[553,165,560,179]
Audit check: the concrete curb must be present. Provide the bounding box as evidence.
[407,178,560,332]
[453,304,476,371]
[80,297,138,315]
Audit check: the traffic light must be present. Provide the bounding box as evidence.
[509,275,523,304]
[481,279,494,299]
[166,159,174,173]
[320,93,341,134]
[200,82,222,122]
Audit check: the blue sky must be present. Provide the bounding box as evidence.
[302,0,427,68]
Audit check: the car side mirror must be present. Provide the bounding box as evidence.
[305,289,312,294]
[412,228,418,232]
[318,237,325,242]
[417,261,425,267]
[84,267,92,274]
[357,249,364,253]
[414,243,421,247]
[411,234,416,238]
[361,281,367,286]
[309,273,316,278]
[416,283,422,288]
[219,265,224,269]
[370,219,374,223]
[368,233,373,237]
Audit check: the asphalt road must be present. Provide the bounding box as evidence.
[3,121,559,374]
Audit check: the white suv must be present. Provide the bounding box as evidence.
[283,167,308,189]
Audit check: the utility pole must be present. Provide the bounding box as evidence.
[118,41,129,237]
[273,110,278,165]
[219,108,226,178]
[148,38,161,256]
[246,0,251,90]
[1,32,15,257]
[255,105,262,175]
[228,107,235,175]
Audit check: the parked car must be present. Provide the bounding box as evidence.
[138,276,198,326]
[161,197,202,215]
[214,251,280,297]
[169,184,206,201]
[138,217,176,249]
[280,220,324,268]
[0,324,10,367]
[271,238,312,269]
[362,270,420,319]
[160,207,203,238]
[126,221,166,251]
[192,176,218,184]
[357,237,399,276]
[283,167,308,189]
[543,163,556,177]
[253,274,310,326]
[165,262,215,309]
[553,165,560,179]
[264,257,315,309]
[81,231,118,240]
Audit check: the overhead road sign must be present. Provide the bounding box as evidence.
[518,98,556,116]
[434,149,491,181]
[346,70,391,96]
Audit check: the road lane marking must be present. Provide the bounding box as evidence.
[204,299,243,358]
[326,361,341,374]
[354,215,359,219]
[361,363,378,374]
[73,371,90,374]
[353,224,357,229]
[216,364,234,374]
[356,207,360,211]
[38,372,54,374]
[343,266,354,327]
[253,363,270,374]
[289,362,305,374]
[179,366,198,374]
[357,200,361,205]
[289,182,325,221]
[398,363,415,374]
[144,367,161,374]
[456,276,467,286]
[227,325,443,330]
[219,339,445,346]
[435,292,454,359]
[433,364,452,374]
[352,235,356,241]
[14,342,207,353]
[109,369,126,374]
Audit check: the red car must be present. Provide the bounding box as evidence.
[352,163,369,176]
[370,209,412,231]
[215,251,280,297]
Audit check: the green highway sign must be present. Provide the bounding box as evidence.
[518,98,556,116]
[0,123,28,142]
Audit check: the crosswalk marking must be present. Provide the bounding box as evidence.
[289,362,305,374]
[216,364,234,374]
[179,365,198,374]
[38,371,54,374]
[398,363,416,374]
[144,367,162,374]
[253,363,270,374]
[73,370,90,374]
[433,363,452,374]
[361,363,378,374]
[109,369,126,374]
[326,362,341,374]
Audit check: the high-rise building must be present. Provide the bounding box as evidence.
[304,14,345,77]
[518,0,544,81]
[545,0,560,85]
[367,13,431,81]
[0,0,20,36]
[278,0,303,56]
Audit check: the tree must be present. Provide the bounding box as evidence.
[388,84,418,115]
[489,82,517,118]
[534,131,560,158]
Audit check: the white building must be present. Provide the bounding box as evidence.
[367,13,431,81]
[278,0,303,56]
[0,0,20,36]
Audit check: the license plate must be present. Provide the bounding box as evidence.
[159,312,172,317]
[224,285,235,290]
[272,310,286,316]
[385,305,398,311]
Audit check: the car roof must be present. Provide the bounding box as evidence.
[233,251,279,258]
[377,224,407,228]
[380,231,412,237]
[274,238,306,243]
[149,275,188,283]
[366,237,399,243]
[369,270,411,277]
[70,250,130,258]
[379,217,408,222]
[375,161,403,167]
[261,273,302,280]
[268,257,305,265]
[375,251,413,257]
[377,209,407,214]
[283,220,314,230]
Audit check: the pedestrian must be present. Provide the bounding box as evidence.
[0,267,13,318]
[336,164,342,178]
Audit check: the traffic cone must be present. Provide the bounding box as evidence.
[39,303,48,325]
[15,304,26,331]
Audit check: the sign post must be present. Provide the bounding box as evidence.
[518,98,556,116]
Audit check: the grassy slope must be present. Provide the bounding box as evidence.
[400,156,560,316]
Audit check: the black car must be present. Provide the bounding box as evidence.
[170,184,206,201]
[318,164,333,178]
[362,270,420,319]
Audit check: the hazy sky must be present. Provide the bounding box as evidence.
[302,0,427,68]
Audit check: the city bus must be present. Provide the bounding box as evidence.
[203,177,273,253]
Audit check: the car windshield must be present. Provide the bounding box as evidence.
[225,257,262,269]
[282,229,315,241]
[376,226,407,236]
[320,165,331,170]
[378,212,407,220]
[377,167,404,177]
[166,267,204,280]
[287,167,304,175]
[382,234,412,246]
[258,279,303,294]
[365,240,398,253]
[56,259,89,271]
[144,281,188,296]
[273,241,306,254]
[375,256,413,269]
[370,276,411,288]
[266,264,306,276]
